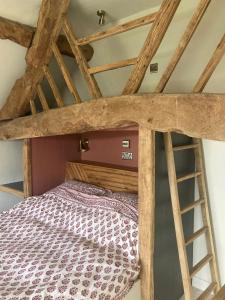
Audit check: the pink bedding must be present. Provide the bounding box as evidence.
[0,182,139,300]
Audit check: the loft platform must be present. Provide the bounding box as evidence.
[0,181,24,198]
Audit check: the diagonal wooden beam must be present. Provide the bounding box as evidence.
[0,0,70,121]
[0,16,93,61]
[155,0,211,93]
[1,93,225,141]
[76,11,157,46]
[193,33,225,92]
[122,0,181,95]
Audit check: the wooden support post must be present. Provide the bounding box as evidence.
[23,139,32,197]
[138,127,155,300]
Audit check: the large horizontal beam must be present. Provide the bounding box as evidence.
[0,93,225,141]
[0,16,93,61]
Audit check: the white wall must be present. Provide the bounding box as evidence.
[0,40,26,211]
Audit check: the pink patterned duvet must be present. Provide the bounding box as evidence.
[0,182,139,300]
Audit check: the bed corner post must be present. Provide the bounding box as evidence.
[138,126,155,300]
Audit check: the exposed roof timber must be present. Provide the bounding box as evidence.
[123,0,181,95]
[155,0,211,93]
[0,16,93,61]
[0,0,71,121]
[76,11,157,46]
[193,33,225,92]
[1,93,225,141]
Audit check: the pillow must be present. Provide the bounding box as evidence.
[108,191,138,209]
[62,180,109,196]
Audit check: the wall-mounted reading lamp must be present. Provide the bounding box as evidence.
[80,137,89,152]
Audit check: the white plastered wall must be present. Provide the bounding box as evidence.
[0,39,27,211]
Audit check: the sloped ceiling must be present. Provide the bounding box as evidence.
[0,0,161,30]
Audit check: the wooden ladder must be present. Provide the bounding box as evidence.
[164,133,220,300]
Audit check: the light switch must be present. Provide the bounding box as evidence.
[122,152,133,160]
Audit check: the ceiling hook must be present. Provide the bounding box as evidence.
[97,10,106,26]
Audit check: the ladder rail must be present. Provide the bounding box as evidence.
[164,132,193,300]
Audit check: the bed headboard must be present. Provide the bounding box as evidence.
[65,161,138,192]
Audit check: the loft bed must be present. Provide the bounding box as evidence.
[0,0,225,299]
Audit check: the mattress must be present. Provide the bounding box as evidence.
[0,181,139,300]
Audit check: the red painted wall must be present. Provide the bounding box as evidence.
[31,130,138,195]
[81,131,138,168]
[31,135,80,195]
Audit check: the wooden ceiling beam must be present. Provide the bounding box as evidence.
[122,0,181,95]
[0,0,71,121]
[155,0,211,93]
[0,16,93,61]
[1,93,225,141]
[193,33,225,92]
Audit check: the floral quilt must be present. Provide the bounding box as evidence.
[0,182,139,300]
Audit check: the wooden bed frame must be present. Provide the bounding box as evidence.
[65,161,138,192]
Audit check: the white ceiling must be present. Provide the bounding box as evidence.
[0,0,162,34]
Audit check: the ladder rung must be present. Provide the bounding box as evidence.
[88,58,137,74]
[181,199,205,215]
[185,226,208,246]
[196,282,217,300]
[173,143,199,151]
[191,254,213,277]
[177,171,202,183]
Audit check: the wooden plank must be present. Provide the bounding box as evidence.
[155,0,211,92]
[52,42,81,103]
[181,199,205,215]
[185,226,208,246]
[0,0,70,121]
[0,181,24,198]
[0,16,93,61]
[123,0,181,95]
[164,132,192,300]
[193,33,225,92]
[37,84,49,111]
[65,161,138,192]
[77,12,157,45]
[2,93,225,141]
[23,139,32,197]
[88,58,137,74]
[43,66,64,108]
[213,284,225,300]
[63,18,102,99]
[173,143,198,151]
[177,171,202,183]
[138,127,155,300]
[30,99,37,115]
